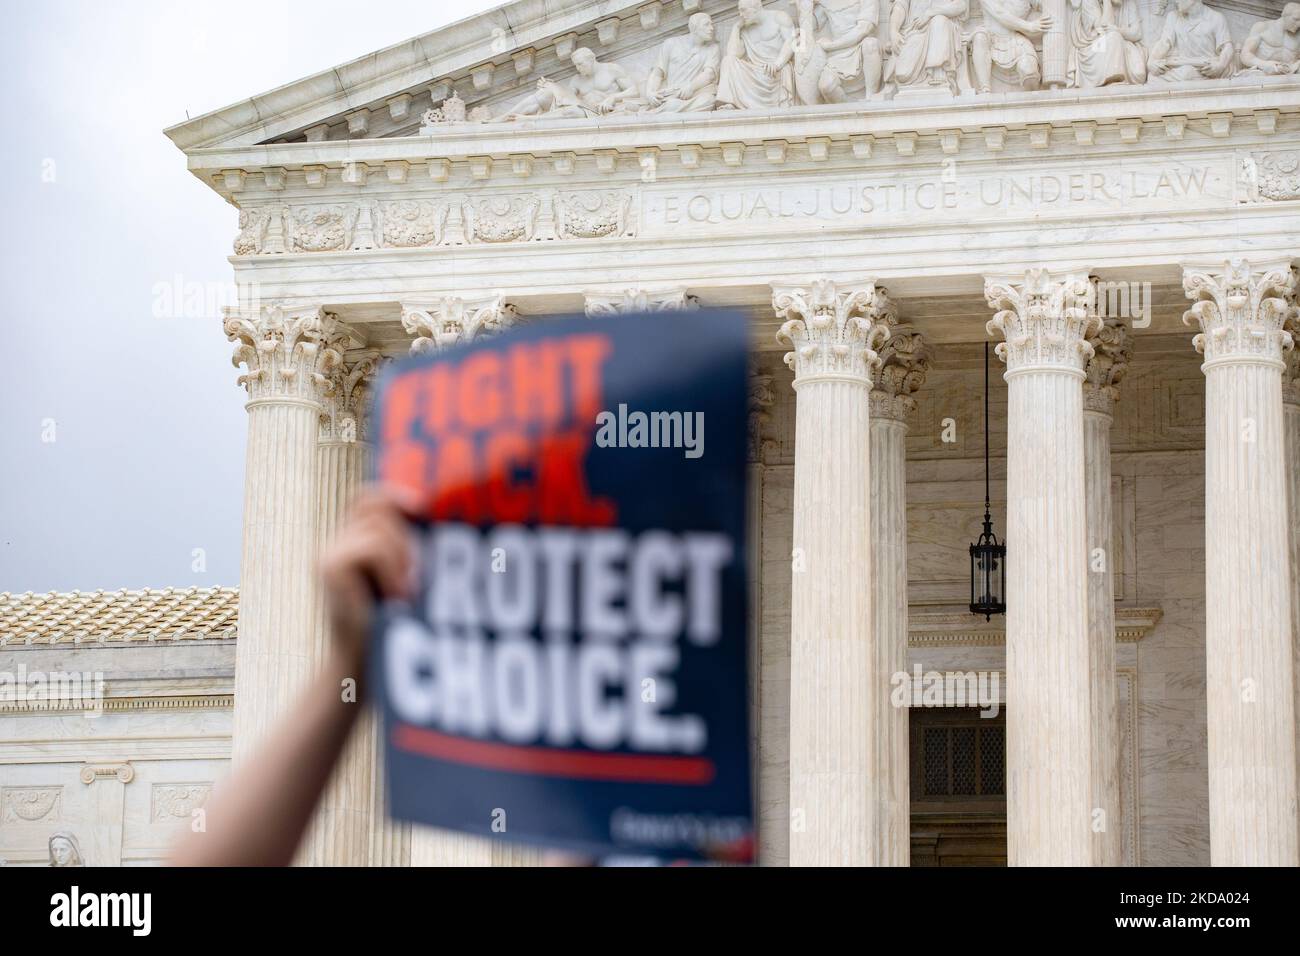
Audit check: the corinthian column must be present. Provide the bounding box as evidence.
[396,296,540,867]
[401,294,518,354]
[1082,315,1131,867]
[985,268,1099,866]
[869,323,931,867]
[304,352,383,867]
[224,305,345,763]
[1183,259,1299,866]
[774,278,892,866]
[1285,308,1300,835]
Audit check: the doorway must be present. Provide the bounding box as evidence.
[909,707,1007,866]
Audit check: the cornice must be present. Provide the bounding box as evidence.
[164,0,657,152]
[190,79,1300,203]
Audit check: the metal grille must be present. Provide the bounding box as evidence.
[920,722,1006,798]
[980,726,1005,795]
[952,727,977,795]
[924,727,948,796]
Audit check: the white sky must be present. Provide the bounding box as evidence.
[1,0,503,593]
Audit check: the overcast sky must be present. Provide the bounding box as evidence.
[0,0,502,594]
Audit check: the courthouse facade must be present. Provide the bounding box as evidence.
[3,0,1300,866]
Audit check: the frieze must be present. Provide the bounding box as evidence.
[229,155,1248,256]
[234,189,639,254]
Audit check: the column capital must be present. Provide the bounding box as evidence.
[773,278,893,386]
[1181,258,1295,370]
[584,288,699,317]
[985,268,1100,376]
[870,325,933,423]
[401,294,517,354]
[1083,313,1133,418]
[320,351,384,444]
[224,304,346,404]
[1284,302,1300,407]
[747,372,776,464]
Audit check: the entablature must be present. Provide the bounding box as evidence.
[194,78,1300,204]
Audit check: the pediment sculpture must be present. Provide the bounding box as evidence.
[416,0,1297,133]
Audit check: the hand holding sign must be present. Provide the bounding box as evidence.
[371,311,753,862]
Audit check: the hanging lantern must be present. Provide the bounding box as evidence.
[970,343,1006,621]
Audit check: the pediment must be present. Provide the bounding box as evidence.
[166,0,1289,154]
[166,0,708,151]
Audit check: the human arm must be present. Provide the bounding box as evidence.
[169,488,416,867]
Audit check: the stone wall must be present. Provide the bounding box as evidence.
[0,643,233,866]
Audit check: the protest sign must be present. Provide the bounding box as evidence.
[370,310,753,862]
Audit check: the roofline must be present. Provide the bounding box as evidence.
[163,0,651,153]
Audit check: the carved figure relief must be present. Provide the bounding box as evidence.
[497,47,644,120]
[1238,3,1300,75]
[1148,0,1235,83]
[970,0,1051,93]
[717,0,797,109]
[645,12,723,112]
[387,0,1285,129]
[1068,0,1148,87]
[48,830,84,867]
[887,0,970,95]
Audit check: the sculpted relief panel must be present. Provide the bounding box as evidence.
[415,0,1298,129]
[233,188,638,254]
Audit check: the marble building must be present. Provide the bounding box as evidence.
[3,0,1300,866]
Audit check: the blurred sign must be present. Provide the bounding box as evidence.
[371,311,753,862]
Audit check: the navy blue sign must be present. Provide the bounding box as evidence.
[370,311,752,862]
